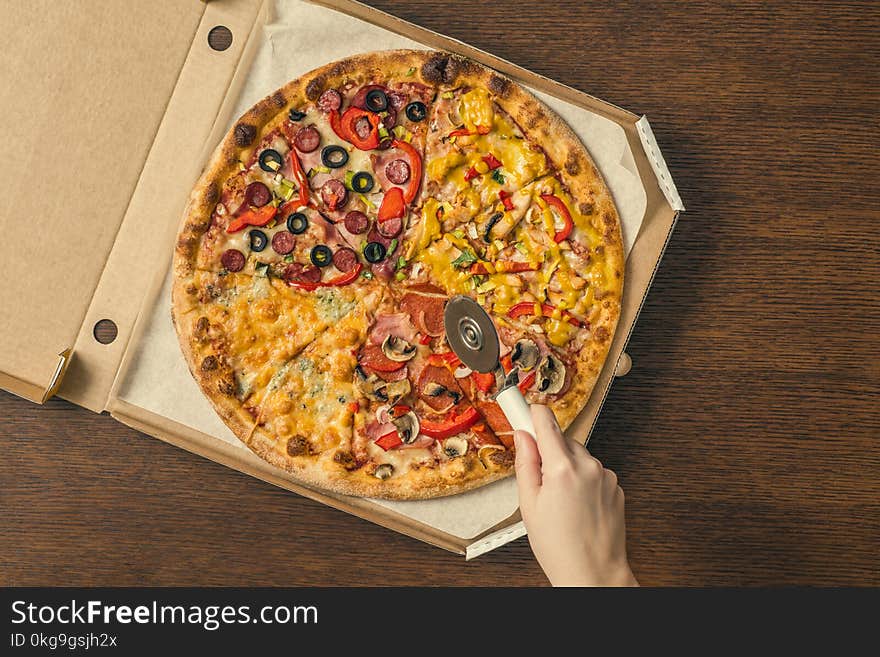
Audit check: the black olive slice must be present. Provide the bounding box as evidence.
[310,244,333,267]
[258,149,283,173]
[321,145,349,169]
[288,108,306,121]
[363,241,387,264]
[405,101,427,122]
[484,212,504,243]
[248,229,268,252]
[365,89,388,113]
[287,212,309,235]
[351,171,375,194]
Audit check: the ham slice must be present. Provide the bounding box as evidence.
[368,313,417,346]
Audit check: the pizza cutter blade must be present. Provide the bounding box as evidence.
[444,295,536,437]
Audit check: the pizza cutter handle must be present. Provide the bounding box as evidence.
[496,385,536,438]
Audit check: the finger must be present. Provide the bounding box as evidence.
[513,430,542,499]
[530,404,572,464]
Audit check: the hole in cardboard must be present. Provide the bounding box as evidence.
[208,25,233,51]
[93,319,118,345]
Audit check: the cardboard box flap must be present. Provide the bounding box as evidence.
[0,0,207,402]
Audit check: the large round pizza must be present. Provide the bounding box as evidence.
[172,50,623,499]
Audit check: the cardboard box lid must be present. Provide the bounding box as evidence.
[0,0,208,401]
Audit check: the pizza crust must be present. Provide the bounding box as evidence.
[171,50,623,499]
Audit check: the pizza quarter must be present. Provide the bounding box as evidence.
[172,50,623,499]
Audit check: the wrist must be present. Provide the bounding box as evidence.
[550,560,638,587]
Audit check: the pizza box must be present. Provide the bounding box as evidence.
[0,0,683,557]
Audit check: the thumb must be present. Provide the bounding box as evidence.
[514,430,542,501]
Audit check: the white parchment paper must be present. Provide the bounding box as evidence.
[117,0,646,540]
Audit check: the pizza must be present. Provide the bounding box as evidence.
[172,50,623,499]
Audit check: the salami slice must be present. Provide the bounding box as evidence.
[343,210,370,235]
[221,249,245,272]
[271,230,295,255]
[376,215,403,239]
[387,90,408,113]
[352,84,386,109]
[353,116,373,140]
[332,247,358,272]
[283,263,322,284]
[385,159,410,184]
[244,181,271,208]
[321,179,348,210]
[294,125,321,153]
[317,89,342,113]
[381,112,397,130]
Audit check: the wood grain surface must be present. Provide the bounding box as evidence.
[2,0,878,586]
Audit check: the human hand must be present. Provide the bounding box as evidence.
[514,404,637,587]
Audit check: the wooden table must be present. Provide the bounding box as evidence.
[2,1,877,586]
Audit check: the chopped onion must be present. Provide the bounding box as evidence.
[375,404,391,425]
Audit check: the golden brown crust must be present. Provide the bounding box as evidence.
[171,50,623,499]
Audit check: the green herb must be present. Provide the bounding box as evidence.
[284,255,294,263]
[491,170,505,185]
[515,242,528,254]
[254,262,270,277]
[451,248,478,269]
[396,256,407,270]
[406,66,416,77]
[395,271,406,281]
[361,270,374,280]
[471,274,486,287]
[388,238,399,254]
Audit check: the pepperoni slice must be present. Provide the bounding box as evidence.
[401,292,446,336]
[359,344,406,373]
[321,179,348,210]
[332,247,358,272]
[418,365,462,411]
[376,215,403,239]
[317,89,342,113]
[221,249,245,272]
[283,263,322,284]
[244,181,271,207]
[343,210,370,235]
[271,231,295,255]
[373,365,408,382]
[294,125,320,153]
[385,159,411,185]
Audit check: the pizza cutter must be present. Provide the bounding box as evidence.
[444,295,536,437]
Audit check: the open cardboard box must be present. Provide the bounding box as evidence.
[0,0,683,557]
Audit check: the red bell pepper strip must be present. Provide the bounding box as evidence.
[517,370,536,393]
[377,186,406,222]
[340,107,381,150]
[287,149,310,207]
[287,263,364,291]
[225,205,277,233]
[391,139,422,204]
[427,352,462,369]
[540,193,574,243]
[500,354,513,373]
[419,406,481,440]
[418,334,433,345]
[469,261,538,276]
[507,301,585,328]
[375,430,403,451]
[347,401,360,414]
[498,189,514,211]
[472,371,495,394]
[448,125,491,138]
[464,166,480,182]
[329,109,347,142]
[391,404,411,418]
[482,153,502,170]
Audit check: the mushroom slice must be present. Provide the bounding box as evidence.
[392,411,421,444]
[383,379,411,406]
[478,444,506,469]
[442,436,469,458]
[382,334,417,362]
[537,353,566,395]
[374,463,394,480]
[354,365,388,403]
[510,338,540,371]
[423,381,461,404]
